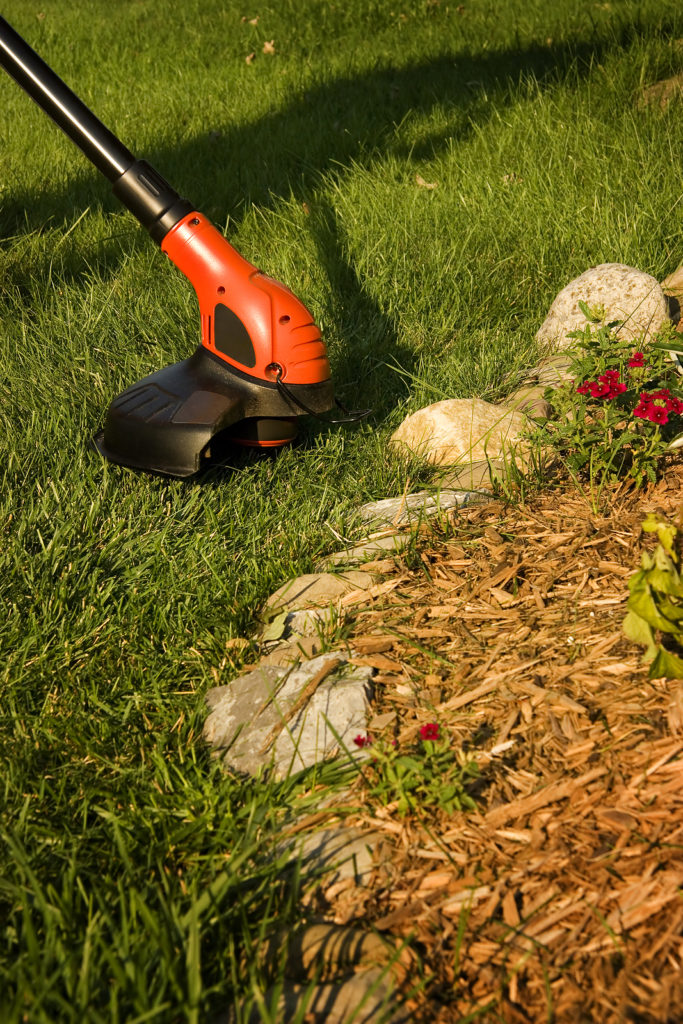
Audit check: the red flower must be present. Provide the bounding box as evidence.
[419,723,440,742]
[579,370,627,401]
[628,351,645,368]
[648,404,669,425]
[353,734,372,748]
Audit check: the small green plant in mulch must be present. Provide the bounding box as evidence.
[353,723,478,816]
[623,511,683,678]
[530,305,683,488]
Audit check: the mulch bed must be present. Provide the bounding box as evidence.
[317,467,683,1023]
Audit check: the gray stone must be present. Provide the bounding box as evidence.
[436,459,505,492]
[203,654,374,777]
[357,489,479,529]
[502,384,552,419]
[325,532,409,567]
[223,967,410,1024]
[265,571,376,614]
[536,263,669,351]
[662,265,683,299]
[390,398,530,468]
[524,352,574,387]
[638,72,683,110]
[285,826,383,888]
[257,923,408,982]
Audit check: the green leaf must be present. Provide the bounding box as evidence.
[260,611,288,642]
[641,513,678,558]
[623,609,658,661]
[655,596,683,623]
[648,646,683,679]
[627,587,680,634]
[650,341,683,355]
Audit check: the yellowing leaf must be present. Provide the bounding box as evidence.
[416,174,438,190]
[623,609,657,661]
[245,51,255,64]
[263,39,275,54]
[642,512,679,559]
[649,646,683,679]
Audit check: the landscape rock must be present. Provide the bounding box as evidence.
[390,398,530,468]
[536,263,669,351]
[257,923,409,982]
[638,72,683,110]
[662,265,683,298]
[662,266,683,334]
[524,352,574,387]
[203,654,374,777]
[325,532,410,567]
[357,488,478,529]
[265,571,375,614]
[223,967,410,1024]
[283,825,383,889]
[502,384,552,419]
[258,634,323,667]
[435,459,505,492]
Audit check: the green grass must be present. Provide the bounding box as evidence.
[1,0,682,1019]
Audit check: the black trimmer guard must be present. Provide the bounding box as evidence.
[93,346,334,477]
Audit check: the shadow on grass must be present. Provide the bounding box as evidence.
[0,17,673,429]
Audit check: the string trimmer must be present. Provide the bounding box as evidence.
[0,16,361,477]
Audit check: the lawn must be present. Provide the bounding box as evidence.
[1,0,682,1020]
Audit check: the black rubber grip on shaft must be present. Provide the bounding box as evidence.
[112,161,193,243]
[0,15,193,240]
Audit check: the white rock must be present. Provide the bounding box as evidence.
[357,488,479,528]
[283,826,383,889]
[265,571,375,613]
[224,967,410,1024]
[390,398,529,468]
[203,654,374,777]
[536,263,669,350]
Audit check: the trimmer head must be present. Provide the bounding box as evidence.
[0,20,340,478]
[93,346,335,477]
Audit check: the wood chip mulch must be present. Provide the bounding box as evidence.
[319,468,683,1023]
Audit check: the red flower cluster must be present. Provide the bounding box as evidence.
[353,734,372,748]
[633,389,683,425]
[576,369,627,400]
[419,722,440,741]
[628,351,646,369]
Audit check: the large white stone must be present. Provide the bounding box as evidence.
[536,263,669,351]
[203,654,374,777]
[390,398,529,467]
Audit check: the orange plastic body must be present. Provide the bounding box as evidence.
[161,212,331,386]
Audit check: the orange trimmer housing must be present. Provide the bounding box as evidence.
[161,212,331,388]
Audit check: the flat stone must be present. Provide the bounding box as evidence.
[436,459,505,492]
[258,635,323,667]
[325,533,410,567]
[638,72,683,110]
[524,352,574,387]
[284,825,383,888]
[357,489,479,529]
[390,398,530,468]
[222,967,410,1024]
[662,266,683,297]
[502,384,552,419]
[265,571,375,614]
[203,654,374,777]
[257,924,408,982]
[536,263,669,351]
